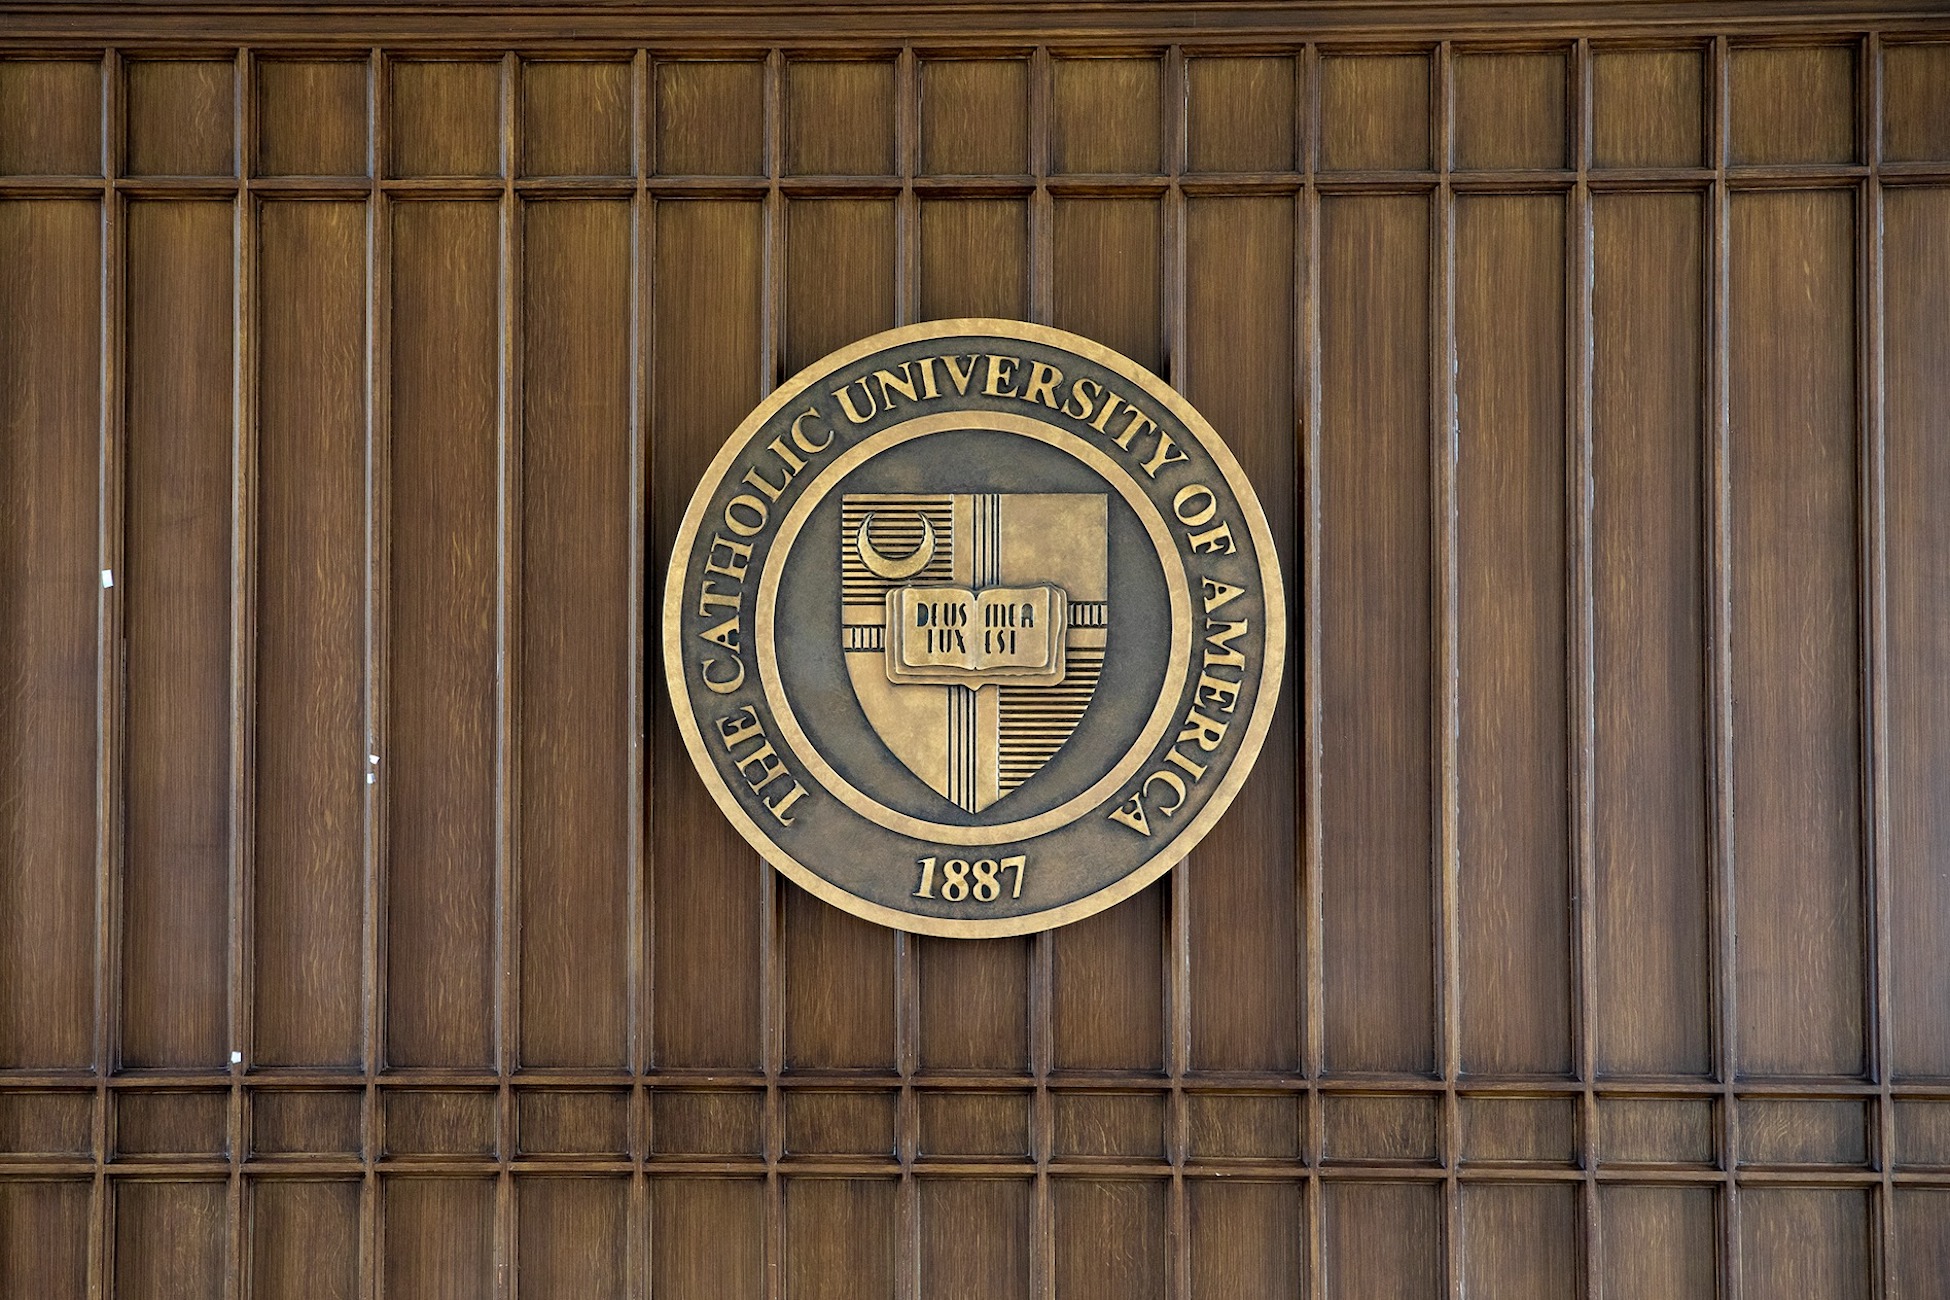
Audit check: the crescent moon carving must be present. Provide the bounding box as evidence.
[855,512,936,581]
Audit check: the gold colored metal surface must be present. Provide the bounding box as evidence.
[662,319,1286,936]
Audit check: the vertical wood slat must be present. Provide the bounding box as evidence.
[1858,33,1899,1300]
[1570,36,1599,1300]
[1028,46,1054,1300]
[228,46,252,1300]
[0,203,101,1071]
[363,48,388,1300]
[762,47,787,1300]
[630,44,651,1300]
[93,48,122,1300]
[1434,37,1464,1300]
[1162,41,1189,1300]
[122,195,234,1071]
[893,42,921,1300]
[496,50,518,1300]
[1708,33,1743,1300]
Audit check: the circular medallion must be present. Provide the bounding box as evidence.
[663,320,1285,936]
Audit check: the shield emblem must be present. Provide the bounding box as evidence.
[840,492,1110,813]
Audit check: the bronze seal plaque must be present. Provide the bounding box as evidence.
[663,320,1285,936]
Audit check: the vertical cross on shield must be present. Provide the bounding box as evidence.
[840,493,1110,813]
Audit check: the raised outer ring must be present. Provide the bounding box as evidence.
[662,318,1288,937]
[752,411,1193,844]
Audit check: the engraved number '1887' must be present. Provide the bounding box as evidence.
[913,855,1027,903]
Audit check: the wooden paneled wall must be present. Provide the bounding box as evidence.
[1,26,1948,1298]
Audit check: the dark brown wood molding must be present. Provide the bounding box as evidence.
[2,0,1948,47]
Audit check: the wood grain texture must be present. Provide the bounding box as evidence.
[0,199,98,1070]
[1739,1188,1870,1300]
[918,933,1029,1069]
[1894,1189,1950,1300]
[1728,188,1864,1079]
[655,60,765,175]
[1599,1185,1716,1298]
[1183,195,1299,1072]
[921,59,1027,175]
[1053,1179,1167,1300]
[784,1178,898,1300]
[250,1180,360,1300]
[253,199,366,1068]
[257,59,368,176]
[785,197,895,373]
[1187,56,1295,172]
[382,1178,495,1300]
[1052,198,1162,375]
[1592,46,1704,168]
[1188,1181,1302,1295]
[1591,191,1711,1077]
[1883,42,1950,163]
[786,59,895,176]
[521,60,631,177]
[123,199,233,1070]
[0,1180,89,1300]
[517,198,632,1069]
[0,59,100,174]
[1319,193,1435,1075]
[1052,57,1161,174]
[517,1177,628,1298]
[385,200,500,1069]
[1729,43,1855,164]
[1319,54,1429,171]
[124,59,232,175]
[115,1180,226,1300]
[1052,886,1164,1071]
[1455,192,1572,1077]
[784,884,895,1069]
[1453,50,1567,169]
[1324,1181,1441,1298]
[919,199,1027,333]
[651,1179,766,1299]
[1884,187,1950,1080]
[920,1178,1031,1300]
[389,60,501,178]
[650,198,766,1070]
[1461,1183,1578,1298]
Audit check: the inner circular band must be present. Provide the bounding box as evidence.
[754,410,1194,846]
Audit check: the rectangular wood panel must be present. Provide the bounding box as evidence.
[123,198,233,1070]
[785,1178,898,1300]
[0,198,99,1069]
[920,1178,1030,1300]
[1728,189,1863,1079]
[1318,193,1435,1075]
[1053,1179,1166,1300]
[517,198,633,1070]
[651,198,766,1070]
[1455,192,1571,1077]
[1598,1185,1715,1299]
[253,198,366,1068]
[1884,186,1950,1079]
[0,1180,89,1300]
[250,1180,360,1300]
[1325,1182,1441,1299]
[1591,191,1711,1077]
[115,1180,225,1300]
[517,1177,628,1298]
[382,1178,495,1300]
[385,200,500,1069]
[1183,195,1299,1072]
